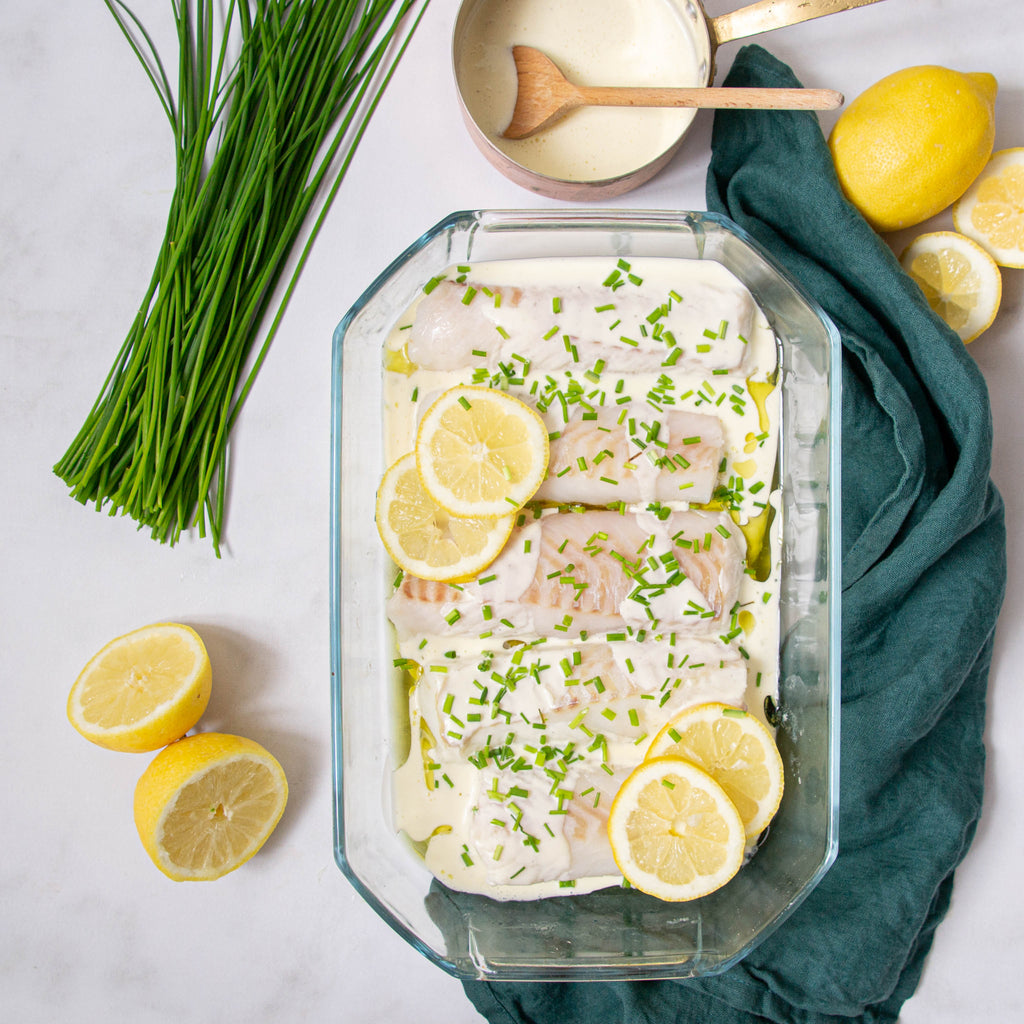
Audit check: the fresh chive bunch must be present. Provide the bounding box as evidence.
[55,0,426,552]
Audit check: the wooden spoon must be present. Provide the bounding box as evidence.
[502,46,843,140]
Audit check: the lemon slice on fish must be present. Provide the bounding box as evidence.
[646,702,784,840]
[608,755,746,902]
[899,231,1002,344]
[415,385,549,518]
[375,452,514,582]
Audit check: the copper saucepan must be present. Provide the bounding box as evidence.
[453,0,884,200]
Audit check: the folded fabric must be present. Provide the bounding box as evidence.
[464,45,1007,1024]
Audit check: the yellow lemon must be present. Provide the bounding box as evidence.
[899,231,1002,343]
[415,385,549,518]
[133,732,288,881]
[829,66,997,233]
[375,451,514,582]
[607,755,746,902]
[645,703,784,840]
[67,622,212,753]
[953,147,1024,268]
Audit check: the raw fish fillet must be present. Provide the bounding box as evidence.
[387,509,745,641]
[537,405,725,506]
[468,764,625,886]
[407,272,756,374]
[423,638,747,756]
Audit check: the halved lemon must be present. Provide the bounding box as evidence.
[608,755,746,901]
[646,703,784,840]
[133,732,288,881]
[67,623,212,753]
[953,147,1024,268]
[899,231,1002,344]
[415,385,549,517]
[375,452,514,582]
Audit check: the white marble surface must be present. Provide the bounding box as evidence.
[3,1,1022,1021]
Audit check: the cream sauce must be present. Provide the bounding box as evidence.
[456,0,705,181]
[383,256,782,900]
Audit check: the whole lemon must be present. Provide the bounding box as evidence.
[828,66,996,233]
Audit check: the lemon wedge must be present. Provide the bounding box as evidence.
[415,385,549,518]
[899,231,1002,344]
[607,755,746,902]
[646,702,784,840]
[953,147,1024,269]
[133,732,288,881]
[67,623,212,753]
[375,451,514,582]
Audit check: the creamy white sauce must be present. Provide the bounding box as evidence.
[456,0,705,181]
[383,256,782,900]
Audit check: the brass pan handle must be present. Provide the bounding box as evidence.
[709,0,887,48]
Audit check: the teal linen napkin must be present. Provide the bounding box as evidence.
[464,46,1007,1024]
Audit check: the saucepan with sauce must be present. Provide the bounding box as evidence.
[453,0,883,199]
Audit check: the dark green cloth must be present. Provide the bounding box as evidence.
[464,46,1006,1024]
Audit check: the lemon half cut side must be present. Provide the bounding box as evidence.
[415,385,549,518]
[607,755,746,902]
[133,732,288,881]
[953,147,1024,269]
[67,622,212,753]
[899,231,1002,344]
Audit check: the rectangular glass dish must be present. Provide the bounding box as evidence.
[330,209,841,981]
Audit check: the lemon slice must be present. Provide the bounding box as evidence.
[608,755,746,902]
[375,451,514,582]
[67,623,212,753]
[953,147,1024,268]
[133,732,288,881]
[415,385,549,517]
[899,231,1002,344]
[646,703,784,840]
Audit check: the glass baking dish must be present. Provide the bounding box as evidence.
[329,209,841,981]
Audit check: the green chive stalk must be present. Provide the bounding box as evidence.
[55,0,428,552]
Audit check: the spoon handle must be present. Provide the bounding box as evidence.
[574,84,844,111]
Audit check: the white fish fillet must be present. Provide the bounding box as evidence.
[407,272,756,374]
[468,764,625,886]
[387,509,746,642]
[422,638,747,757]
[537,405,725,506]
